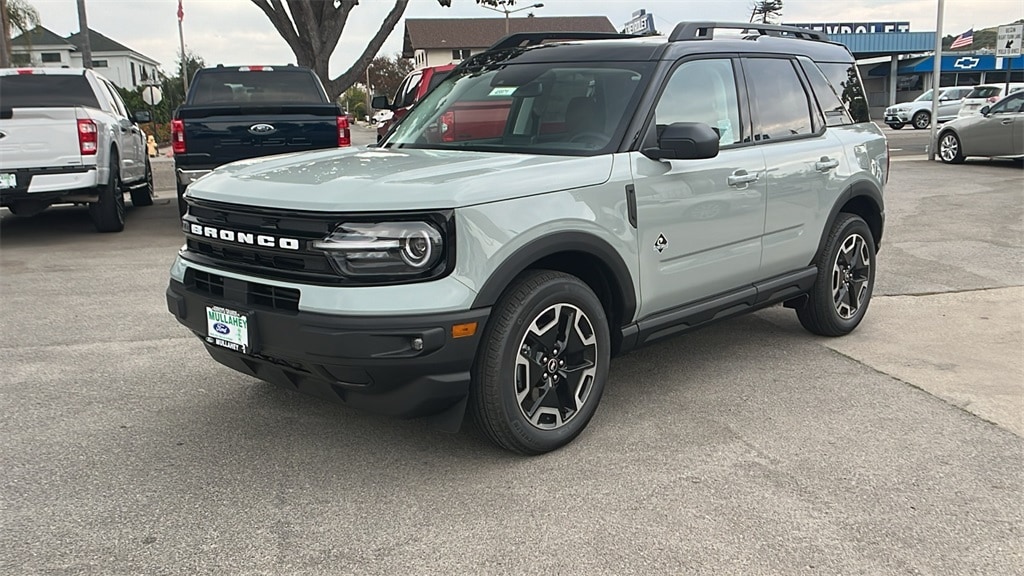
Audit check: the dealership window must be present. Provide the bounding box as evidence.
[451,49,472,61]
[40,52,61,63]
[955,73,981,86]
[988,71,1024,83]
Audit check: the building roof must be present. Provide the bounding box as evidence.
[868,53,1024,76]
[65,28,160,65]
[10,26,75,48]
[402,16,617,57]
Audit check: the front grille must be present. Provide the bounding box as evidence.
[185,269,301,313]
[182,200,342,284]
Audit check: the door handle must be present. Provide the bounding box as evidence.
[815,157,840,172]
[1002,119,1014,125]
[727,170,759,187]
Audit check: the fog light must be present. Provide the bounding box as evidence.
[411,337,424,351]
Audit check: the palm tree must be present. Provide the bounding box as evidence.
[1,0,42,68]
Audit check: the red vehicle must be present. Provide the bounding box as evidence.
[373,64,454,140]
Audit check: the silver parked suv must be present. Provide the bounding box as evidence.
[167,23,888,454]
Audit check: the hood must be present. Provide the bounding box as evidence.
[187,146,614,212]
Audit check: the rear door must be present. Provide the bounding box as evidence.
[96,77,144,182]
[746,56,850,280]
[0,72,96,169]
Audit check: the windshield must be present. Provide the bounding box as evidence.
[913,89,934,102]
[966,86,1001,99]
[381,58,653,155]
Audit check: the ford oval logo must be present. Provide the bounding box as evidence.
[213,322,231,335]
[249,123,276,135]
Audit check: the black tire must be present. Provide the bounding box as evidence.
[938,131,965,164]
[89,155,126,233]
[130,158,154,207]
[912,111,930,129]
[888,122,904,130]
[796,213,876,337]
[177,182,188,217]
[471,270,611,455]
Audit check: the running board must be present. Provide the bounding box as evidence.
[620,267,817,351]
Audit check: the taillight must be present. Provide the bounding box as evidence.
[987,96,999,103]
[336,116,351,147]
[440,111,455,142]
[171,119,186,154]
[16,69,35,75]
[77,119,98,155]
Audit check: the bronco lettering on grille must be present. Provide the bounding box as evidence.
[189,223,300,251]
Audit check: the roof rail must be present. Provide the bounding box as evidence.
[488,31,639,52]
[669,21,829,42]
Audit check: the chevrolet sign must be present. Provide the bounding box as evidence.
[186,223,301,250]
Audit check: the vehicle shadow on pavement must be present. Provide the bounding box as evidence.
[0,198,180,248]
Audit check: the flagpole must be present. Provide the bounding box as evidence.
[178,1,188,96]
[928,0,944,161]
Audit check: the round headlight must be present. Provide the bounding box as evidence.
[402,230,434,268]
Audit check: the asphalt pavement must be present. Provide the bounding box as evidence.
[1,132,1021,574]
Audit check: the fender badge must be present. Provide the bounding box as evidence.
[654,234,668,253]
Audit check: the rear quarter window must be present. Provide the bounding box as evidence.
[189,70,326,105]
[799,58,853,127]
[0,74,100,109]
[816,62,870,123]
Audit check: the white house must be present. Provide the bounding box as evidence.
[10,26,160,90]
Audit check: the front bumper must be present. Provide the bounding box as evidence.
[166,277,489,422]
[884,110,912,123]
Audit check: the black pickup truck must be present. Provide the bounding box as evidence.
[172,65,349,215]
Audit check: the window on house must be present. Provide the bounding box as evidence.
[92,60,108,68]
[40,53,61,63]
[451,49,472,61]
[11,53,30,65]
[131,62,137,85]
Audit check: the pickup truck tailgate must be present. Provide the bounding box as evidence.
[178,105,339,166]
[0,107,85,170]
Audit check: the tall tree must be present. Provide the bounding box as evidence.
[749,0,783,25]
[1,0,41,68]
[250,0,512,101]
[367,53,414,101]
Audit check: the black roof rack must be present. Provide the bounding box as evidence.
[669,21,828,42]
[488,31,639,52]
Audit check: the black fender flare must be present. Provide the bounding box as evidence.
[471,231,638,326]
[815,180,885,259]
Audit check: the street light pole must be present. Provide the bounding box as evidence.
[479,2,545,35]
[76,0,92,69]
[928,0,945,161]
[365,64,372,122]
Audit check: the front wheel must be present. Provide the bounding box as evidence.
[130,158,155,207]
[912,111,930,129]
[938,131,965,164]
[796,214,876,336]
[888,122,904,130]
[471,270,611,455]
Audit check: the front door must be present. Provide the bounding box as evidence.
[964,92,1024,157]
[632,57,766,318]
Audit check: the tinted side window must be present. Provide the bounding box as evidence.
[798,59,852,127]
[746,58,813,140]
[655,59,743,146]
[0,74,100,109]
[990,93,1024,114]
[817,62,870,122]
[402,72,422,107]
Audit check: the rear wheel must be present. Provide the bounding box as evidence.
[471,270,611,455]
[89,155,126,233]
[912,111,930,129]
[796,213,875,336]
[130,158,154,207]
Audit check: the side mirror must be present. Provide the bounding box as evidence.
[132,110,152,123]
[980,105,991,116]
[939,96,951,102]
[371,95,392,110]
[643,122,720,161]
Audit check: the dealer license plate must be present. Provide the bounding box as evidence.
[206,306,249,354]
[0,173,16,189]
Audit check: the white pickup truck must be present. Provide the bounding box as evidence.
[0,68,153,232]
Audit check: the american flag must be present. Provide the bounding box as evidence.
[177,0,184,22]
[950,28,973,49]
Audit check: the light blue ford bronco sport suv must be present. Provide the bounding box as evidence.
[167,23,887,454]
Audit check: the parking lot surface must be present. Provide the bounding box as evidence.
[1,147,1021,574]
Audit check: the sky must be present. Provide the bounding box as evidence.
[25,0,1024,80]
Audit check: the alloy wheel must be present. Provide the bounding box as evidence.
[831,233,871,319]
[939,133,960,163]
[514,303,598,430]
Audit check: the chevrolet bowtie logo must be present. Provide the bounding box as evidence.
[953,57,980,70]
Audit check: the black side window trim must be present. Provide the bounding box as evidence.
[740,55,826,146]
